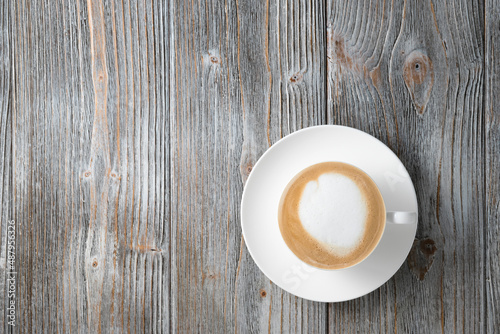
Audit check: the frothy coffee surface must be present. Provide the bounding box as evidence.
[278,162,385,269]
[299,173,367,256]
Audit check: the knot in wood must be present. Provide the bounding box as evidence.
[408,238,437,281]
[239,156,254,184]
[403,51,434,114]
[290,72,303,83]
[210,56,219,64]
[420,238,437,255]
[243,163,252,176]
[259,289,267,298]
[327,31,355,70]
[84,171,91,178]
[404,55,429,85]
[92,259,98,268]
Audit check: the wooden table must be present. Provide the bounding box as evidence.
[1,0,499,332]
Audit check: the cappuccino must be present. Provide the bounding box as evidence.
[278,162,385,269]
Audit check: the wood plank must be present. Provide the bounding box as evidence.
[0,1,12,332]
[169,0,327,332]
[9,0,170,332]
[326,0,485,332]
[485,0,500,331]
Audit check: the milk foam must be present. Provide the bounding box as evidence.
[298,172,367,256]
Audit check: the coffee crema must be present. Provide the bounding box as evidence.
[278,162,385,269]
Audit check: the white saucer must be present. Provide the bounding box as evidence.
[240,125,418,302]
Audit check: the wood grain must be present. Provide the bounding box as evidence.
[2,0,499,332]
[327,0,486,333]
[170,0,326,332]
[485,0,500,331]
[7,0,170,332]
[0,0,12,332]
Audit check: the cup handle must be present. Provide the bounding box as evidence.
[386,211,417,224]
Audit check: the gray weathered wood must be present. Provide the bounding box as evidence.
[0,0,12,332]
[327,0,486,333]
[485,0,500,332]
[170,0,327,332]
[7,0,170,332]
[2,0,499,332]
